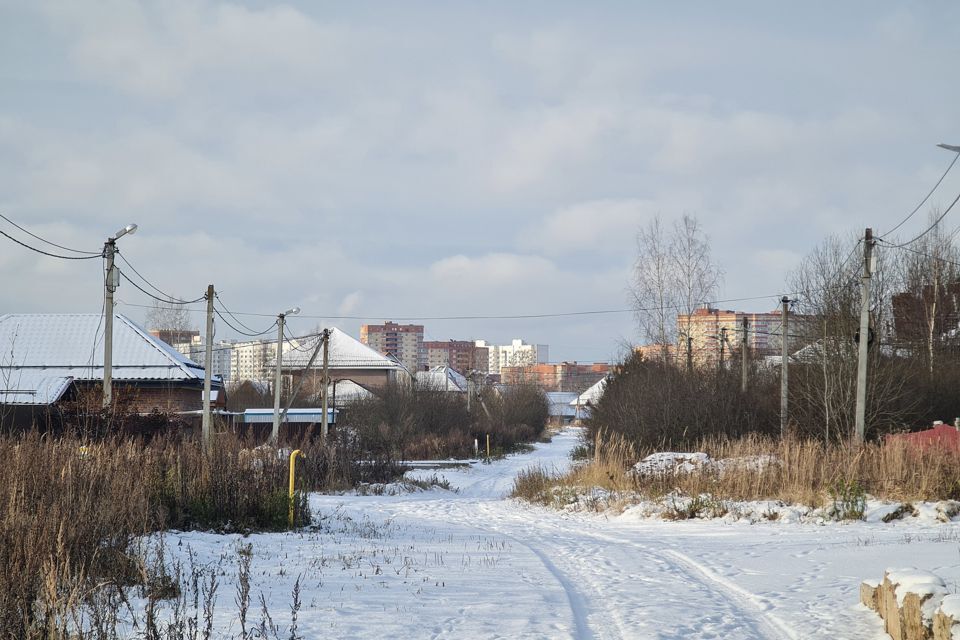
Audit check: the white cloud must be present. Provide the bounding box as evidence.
[522,199,658,256]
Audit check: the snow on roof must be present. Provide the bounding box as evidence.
[546,391,578,417]
[277,328,405,371]
[0,374,73,405]
[0,314,204,394]
[415,366,468,392]
[570,377,607,406]
[326,379,375,406]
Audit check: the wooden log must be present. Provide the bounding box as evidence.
[882,574,907,640]
[861,581,880,612]
[933,594,960,640]
[901,592,932,640]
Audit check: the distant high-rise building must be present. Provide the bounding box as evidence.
[360,321,425,371]
[423,340,489,374]
[475,339,548,374]
[675,305,785,366]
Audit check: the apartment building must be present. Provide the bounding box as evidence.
[675,305,784,366]
[474,338,548,374]
[500,362,609,392]
[423,340,489,373]
[360,321,424,371]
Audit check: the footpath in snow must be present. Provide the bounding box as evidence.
[151,428,960,639]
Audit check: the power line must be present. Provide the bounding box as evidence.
[115,251,202,305]
[0,213,101,255]
[212,306,278,338]
[0,228,102,260]
[116,291,812,323]
[883,189,960,248]
[117,269,206,306]
[881,151,960,238]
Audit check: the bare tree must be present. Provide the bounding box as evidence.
[789,233,910,439]
[894,209,960,378]
[631,214,721,362]
[672,214,723,338]
[145,300,192,334]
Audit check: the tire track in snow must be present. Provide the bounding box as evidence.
[468,501,792,639]
[576,527,797,640]
[395,497,626,639]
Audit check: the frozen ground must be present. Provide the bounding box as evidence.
[149,428,960,639]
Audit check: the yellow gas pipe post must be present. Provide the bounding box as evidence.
[288,449,303,528]
[486,434,490,459]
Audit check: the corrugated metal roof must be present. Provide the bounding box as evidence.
[278,328,405,371]
[243,408,337,423]
[571,378,607,406]
[415,366,468,392]
[0,313,204,386]
[0,373,73,405]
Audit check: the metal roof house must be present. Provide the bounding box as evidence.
[415,366,468,392]
[0,313,221,428]
[570,377,607,420]
[276,327,409,392]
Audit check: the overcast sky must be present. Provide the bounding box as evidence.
[2,1,960,362]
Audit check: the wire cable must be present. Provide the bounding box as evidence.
[117,269,206,306]
[0,228,102,260]
[0,213,102,255]
[115,251,202,305]
[212,307,278,338]
[881,151,960,238]
[883,189,960,248]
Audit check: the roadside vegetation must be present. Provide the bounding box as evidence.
[344,379,549,460]
[0,379,547,637]
[513,430,960,515]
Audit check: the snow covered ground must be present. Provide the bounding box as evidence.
[147,428,960,639]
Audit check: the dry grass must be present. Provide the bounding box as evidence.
[513,431,960,511]
[0,431,324,639]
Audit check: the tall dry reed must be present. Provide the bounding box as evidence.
[513,431,960,509]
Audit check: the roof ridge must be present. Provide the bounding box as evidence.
[115,314,203,379]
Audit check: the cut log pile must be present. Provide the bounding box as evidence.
[860,569,960,640]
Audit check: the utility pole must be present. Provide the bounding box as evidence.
[718,327,727,373]
[780,296,790,437]
[271,306,300,444]
[103,240,116,409]
[682,334,693,373]
[854,228,875,442]
[101,223,137,409]
[202,284,214,448]
[321,329,330,440]
[741,316,749,393]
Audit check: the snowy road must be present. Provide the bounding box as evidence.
[158,428,960,639]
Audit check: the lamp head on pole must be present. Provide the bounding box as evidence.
[937,143,960,153]
[279,307,300,318]
[110,223,138,242]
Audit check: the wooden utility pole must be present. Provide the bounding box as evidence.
[321,329,330,440]
[854,228,875,442]
[271,313,290,443]
[780,296,790,437]
[718,327,727,372]
[741,316,749,393]
[103,239,116,409]
[201,284,214,448]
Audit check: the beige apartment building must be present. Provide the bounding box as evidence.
[675,305,784,366]
[360,321,424,371]
[423,340,489,374]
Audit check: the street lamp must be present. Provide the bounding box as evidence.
[271,306,300,443]
[103,223,138,408]
[937,144,960,153]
